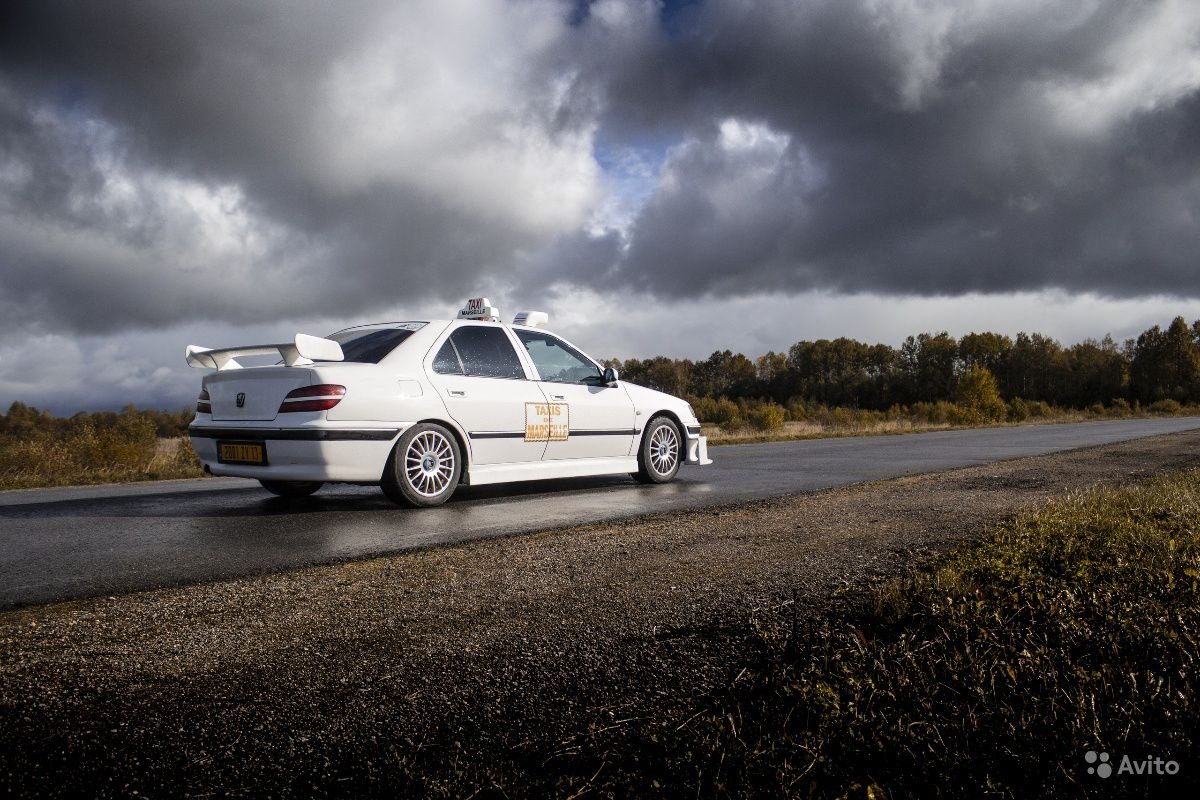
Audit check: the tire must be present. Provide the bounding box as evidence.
[633,416,682,484]
[381,423,463,507]
[259,479,323,498]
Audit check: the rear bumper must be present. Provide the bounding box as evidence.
[189,424,404,482]
[683,426,713,466]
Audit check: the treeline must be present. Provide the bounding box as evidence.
[0,403,198,489]
[0,402,193,439]
[616,316,1200,422]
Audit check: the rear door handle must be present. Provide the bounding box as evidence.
[448,389,466,397]
[550,394,565,401]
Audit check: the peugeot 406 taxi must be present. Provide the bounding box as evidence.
[186,298,712,507]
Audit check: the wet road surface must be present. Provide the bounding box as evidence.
[3,417,1199,608]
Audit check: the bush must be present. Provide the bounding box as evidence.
[786,398,813,422]
[1026,400,1053,418]
[1007,397,1030,422]
[722,415,748,432]
[1150,398,1183,414]
[171,436,201,473]
[713,398,740,425]
[692,396,740,425]
[689,396,714,422]
[747,403,787,431]
[828,407,859,429]
[910,401,965,425]
[954,366,1007,422]
[1109,397,1132,415]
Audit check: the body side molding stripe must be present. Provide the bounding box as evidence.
[189,427,399,442]
[568,429,639,437]
[467,429,638,440]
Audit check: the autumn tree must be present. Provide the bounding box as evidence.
[755,351,792,402]
[900,332,958,403]
[955,366,1007,422]
[1008,332,1067,402]
[958,332,1013,390]
[620,356,693,397]
[1130,317,1200,403]
[1063,336,1127,407]
[690,350,758,398]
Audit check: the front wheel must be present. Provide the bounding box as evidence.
[260,479,323,498]
[381,423,462,507]
[633,416,682,484]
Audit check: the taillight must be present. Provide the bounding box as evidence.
[196,389,211,414]
[278,384,346,413]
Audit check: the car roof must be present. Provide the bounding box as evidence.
[333,319,551,332]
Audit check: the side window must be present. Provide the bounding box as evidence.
[445,326,526,380]
[514,330,603,385]
[432,340,463,375]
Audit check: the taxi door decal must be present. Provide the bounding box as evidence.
[525,402,569,442]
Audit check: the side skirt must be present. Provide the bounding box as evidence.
[467,457,639,486]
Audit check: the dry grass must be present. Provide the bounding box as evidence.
[0,434,202,490]
[550,470,1200,798]
[704,408,1160,445]
[706,417,964,444]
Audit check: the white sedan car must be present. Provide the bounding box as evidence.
[186,298,711,507]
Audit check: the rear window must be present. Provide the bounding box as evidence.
[326,323,426,363]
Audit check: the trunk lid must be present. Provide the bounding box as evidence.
[205,368,314,421]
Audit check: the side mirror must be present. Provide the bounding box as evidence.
[603,366,620,386]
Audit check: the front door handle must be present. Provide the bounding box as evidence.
[550,394,565,401]
[448,389,466,397]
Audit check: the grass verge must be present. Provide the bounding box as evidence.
[0,434,202,490]
[704,407,1200,445]
[520,471,1200,798]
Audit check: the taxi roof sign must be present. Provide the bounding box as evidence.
[457,297,500,322]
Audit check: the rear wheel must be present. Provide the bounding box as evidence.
[633,416,682,484]
[259,479,323,498]
[381,423,462,507]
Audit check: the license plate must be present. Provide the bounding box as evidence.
[218,441,267,465]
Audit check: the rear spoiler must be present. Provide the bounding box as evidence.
[185,334,344,370]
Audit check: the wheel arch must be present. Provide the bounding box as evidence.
[643,409,685,441]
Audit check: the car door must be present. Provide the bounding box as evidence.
[512,328,636,460]
[426,323,550,465]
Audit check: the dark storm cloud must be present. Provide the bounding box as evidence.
[1,0,1199,340]
[0,0,595,334]
[563,0,1200,299]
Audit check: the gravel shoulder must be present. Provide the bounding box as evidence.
[4,431,1200,796]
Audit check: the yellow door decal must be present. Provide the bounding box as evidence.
[525,402,569,442]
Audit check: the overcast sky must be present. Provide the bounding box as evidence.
[3,0,1200,412]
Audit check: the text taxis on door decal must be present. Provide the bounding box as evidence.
[525,402,569,442]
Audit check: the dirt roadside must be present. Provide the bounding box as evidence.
[3,431,1200,796]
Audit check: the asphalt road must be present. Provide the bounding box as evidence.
[3,417,1199,608]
